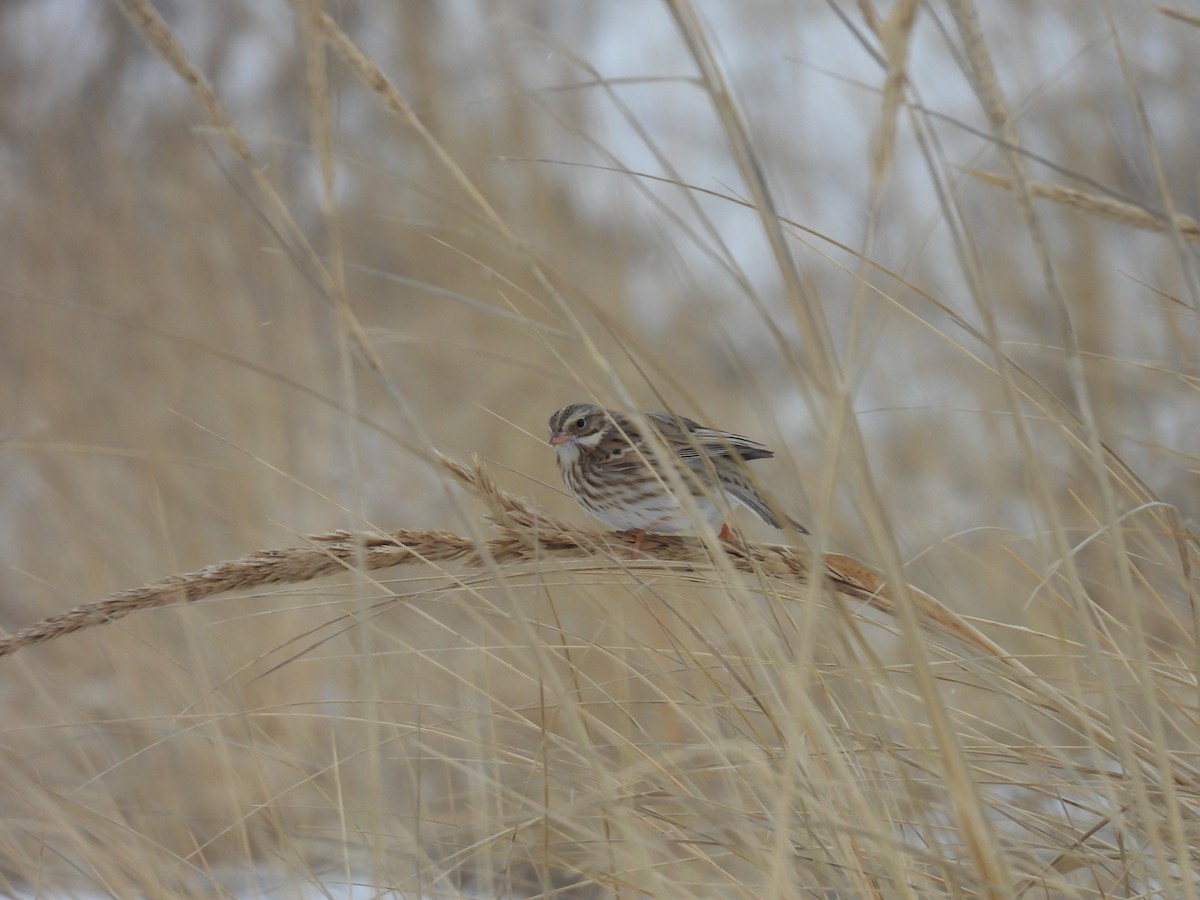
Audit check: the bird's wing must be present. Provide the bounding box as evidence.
[646,412,775,462]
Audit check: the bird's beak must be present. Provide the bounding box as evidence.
[549,432,571,446]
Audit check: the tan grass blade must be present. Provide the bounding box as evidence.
[965,168,1200,241]
[1158,7,1200,28]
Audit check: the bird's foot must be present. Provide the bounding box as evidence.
[622,528,648,559]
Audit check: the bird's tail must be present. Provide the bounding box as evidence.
[726,480,809,535]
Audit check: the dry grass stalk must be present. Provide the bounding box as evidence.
[966,167,1200,240]
[871,0,920,185]
[1159,6,1200,28]
[0,454,952,658]
[4,454,1195,800]
[0,446,1005,673]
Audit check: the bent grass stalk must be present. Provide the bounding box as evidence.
[3,453,1196,812]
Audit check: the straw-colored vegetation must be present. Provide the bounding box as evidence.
[1,1,1197,897]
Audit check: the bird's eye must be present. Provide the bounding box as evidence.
[573,416,587,430]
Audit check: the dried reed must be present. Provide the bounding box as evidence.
[966,168,1200,241]
[4,452,1195,809]
[0,454,927,658]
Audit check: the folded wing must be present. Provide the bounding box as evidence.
[646,412,775,462]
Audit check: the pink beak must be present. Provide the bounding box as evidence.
[549,432,571,446]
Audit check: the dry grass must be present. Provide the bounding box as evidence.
[0,454,992,661]
[1,0,1198,897]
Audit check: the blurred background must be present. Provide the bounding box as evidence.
[0,0,1197,895]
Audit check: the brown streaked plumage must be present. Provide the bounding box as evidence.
[548,403,807,551]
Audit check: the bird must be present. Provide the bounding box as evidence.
[547,402,807,552]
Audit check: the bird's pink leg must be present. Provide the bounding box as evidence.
[628,529,647,558]
[624,517,672,558]
[718,523,735,541]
